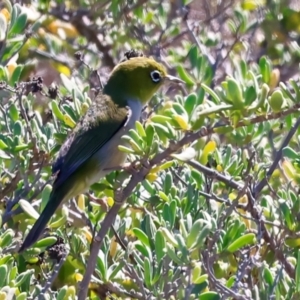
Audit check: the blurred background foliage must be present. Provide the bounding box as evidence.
[1,0,300,299]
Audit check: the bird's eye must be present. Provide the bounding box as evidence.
[150,70,161,83]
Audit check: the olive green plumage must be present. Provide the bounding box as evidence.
[19,57,183,252]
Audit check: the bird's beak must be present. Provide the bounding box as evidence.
[164,75,185,85]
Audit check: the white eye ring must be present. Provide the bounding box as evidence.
[150,70,161,83]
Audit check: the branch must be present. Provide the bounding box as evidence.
[254,116,300,197]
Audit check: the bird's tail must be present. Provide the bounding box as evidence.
[19,189,67,252]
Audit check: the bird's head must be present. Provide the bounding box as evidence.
[103,57,183,105]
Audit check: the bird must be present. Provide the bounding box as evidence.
[19,56,183,252]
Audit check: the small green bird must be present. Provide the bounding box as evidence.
[19,56,183,252]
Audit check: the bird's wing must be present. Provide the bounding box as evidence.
[53,95,129,189]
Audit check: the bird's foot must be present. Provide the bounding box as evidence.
[123,157,150,175]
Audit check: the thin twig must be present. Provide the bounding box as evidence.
[254,116,300,197]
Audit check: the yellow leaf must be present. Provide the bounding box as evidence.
[229,192,236,201]
[173,114,190,130]
[199,140,216,165]
[82,227,92,243]
[7,63,17,77]
[53,62,71,76]
[110,237,118,257]
[63,114,76,128]
[216,164,223,172]
[0,292,6,300]
[282,159,296,180]
[146,173,158,182]
[0,8,10,21]
[242,0,266,11]
[77,194,85,210]
[107,196,114,207]
[47,20,78,38]
[74,273,83,282]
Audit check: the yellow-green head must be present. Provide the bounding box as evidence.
[104,57,183,104]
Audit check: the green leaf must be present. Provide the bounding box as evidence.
[296,250,300,292]
[132,228,150,247]
[145,123,155,147]
[186,219,204,248]
[0,265,8,288]
[41,184,52,212]
[15,270,34,287]
[283,147,299,160]
[199,291,221,300]
[0,139,8,150]
[155,230,166,264]
[10,4,21,26]
[108,261,126,280]
[201,83,221,104]
[9,12,27,35]
[0,65,8,81]
[144,257,152,287]
[279,199,294,230]
[184,93,197,116]
[57,286,68,300]
[13,120,23,136]
[259,56,271,84]
[263,266,274,286]
[9,65,23,86]
[96,250,107,281]
[176,65,195,85]
[163,172,173,195]
[16,293,27,300]
[166,245,183,264]
[0,229,14,248]
[33,236,57,249]
[227,233,256,252]
[188,44,199,67]
[135,243,150,258]
[60,73,75,93]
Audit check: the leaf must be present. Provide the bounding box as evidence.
[9,12,27,35]
[60,73,75,92]
[144,257,152,287]
[41,184,52,212]
[199,140,217,165]
[171,147,196,162]
[296,250,300,292]
[199,291,221,300]
[201,83,221,104]
[9,64,23,86]
[0,13,7,41]
[132,228,150,247]
[0,265,7,288]
[14,270,34,287]
[283,147,299,160]
[155,230,166,263]
[176,65,195,85]
[227,233,256,252]
[19,199,40,220]
[184,93,197,116]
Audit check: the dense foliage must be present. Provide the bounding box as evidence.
[0,0,300,299]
